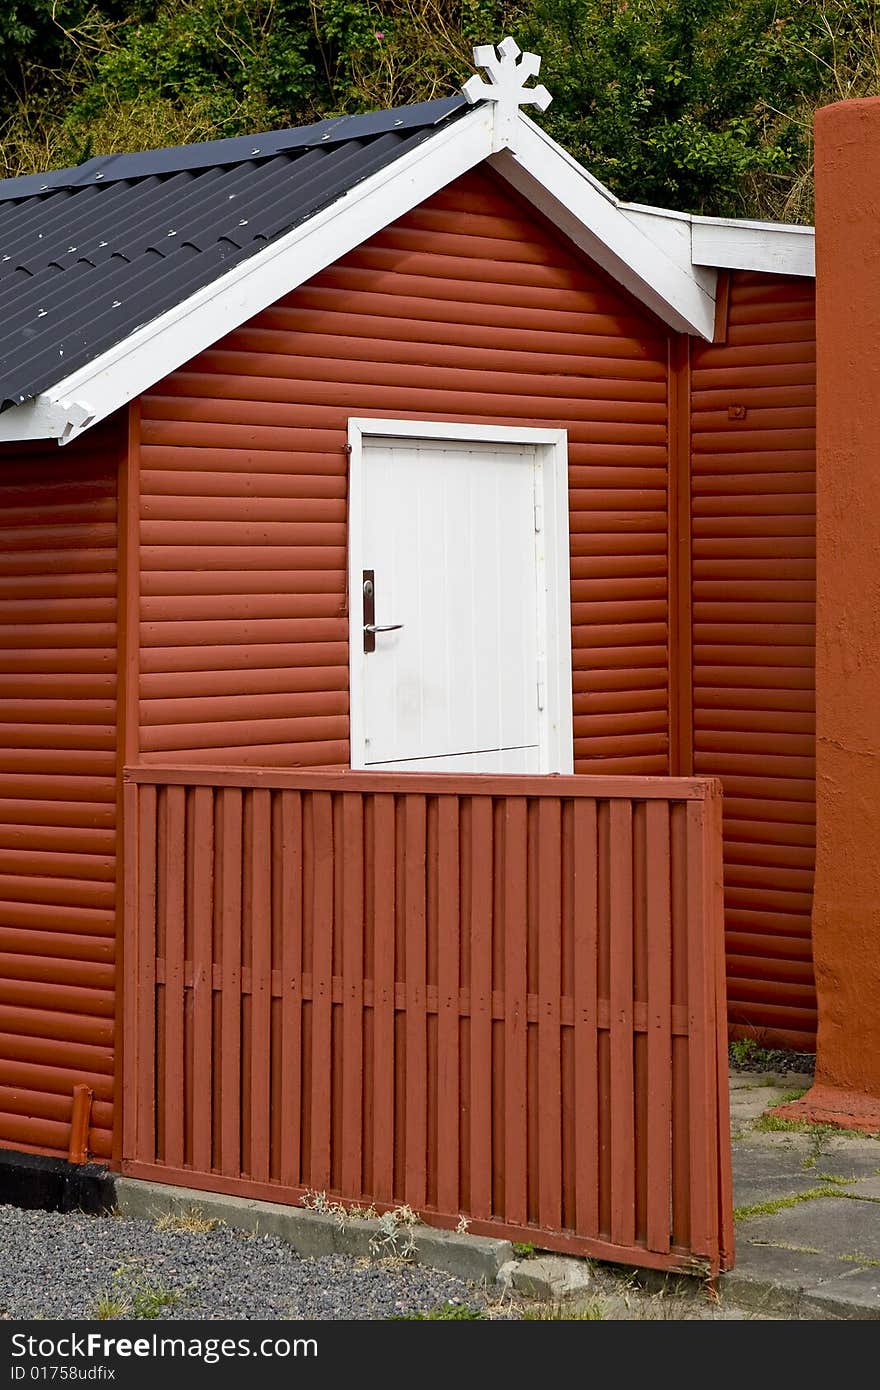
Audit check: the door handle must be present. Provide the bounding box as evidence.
[362,569,403,653]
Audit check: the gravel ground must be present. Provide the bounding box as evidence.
[728,1043,815,1076]
[0,1204,485,1321]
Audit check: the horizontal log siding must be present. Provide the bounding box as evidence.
[138,168,671,772]
[690,272,817,1048]
[0,424,120,1159]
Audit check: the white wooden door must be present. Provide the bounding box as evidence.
[356,435,544,771]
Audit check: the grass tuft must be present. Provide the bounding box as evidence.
[398,1302,484,1320]
[93,1269,181,1320]
[734,1186,848,1221]
[155,1207,217,1234]
[522,1301,606,1320]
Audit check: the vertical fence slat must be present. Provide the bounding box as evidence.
[670,801,691,1252]
[645,800,673,1253]
[249,790,272,1184]
[122,781,140,1163]
[136,784,158,1163]
[341,793,365,1199]
[687,799,717,1260]
[469,796,493,1221]
[372,793,396,1203]
[309,791,334,1189]
[191,786,214,1175]
[220,787,243,1180]
[504,797,528,1227]
[162,787,186,1170]
[708,786,734,1270]
[609,799,635,1249]
[572,797,599,1238]
[538,797,562,1231]
[279,790,303,1189]
[404,794,428,1210]
[436,794,460,1216]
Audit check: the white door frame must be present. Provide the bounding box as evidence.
[347,418,574,774]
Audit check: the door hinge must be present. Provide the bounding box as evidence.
[537,657,546,711]
[534,497,543,533]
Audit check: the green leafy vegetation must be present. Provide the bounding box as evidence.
[4,1,880,219]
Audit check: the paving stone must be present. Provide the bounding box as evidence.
[731,1240,847,1290]
[803,1265,880,1318]
[511,1256,592,1302]
[732,1147,824,1207]
[738,1196,880,1261]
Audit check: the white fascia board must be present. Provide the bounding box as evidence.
[620,199,815,277]
[690,214,815,277]
[0,105,496,446]
[493,115,716,338]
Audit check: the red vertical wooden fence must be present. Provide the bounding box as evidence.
[122,767,732,1274]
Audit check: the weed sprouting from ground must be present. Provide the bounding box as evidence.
[92,1266,182,1320]
[369,1204,419,1260]
[299,1189,421,1260]
[775,1088,810,1106]
[299,1189,378,1227]
[398,1301,484,1320]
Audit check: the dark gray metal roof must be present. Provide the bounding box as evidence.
[0,95,469,411]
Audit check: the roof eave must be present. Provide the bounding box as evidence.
[0,93,813,447]
[0,103,497,446]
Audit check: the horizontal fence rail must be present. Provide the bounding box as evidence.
[122,767,733,1273]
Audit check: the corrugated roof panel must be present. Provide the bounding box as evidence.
[0,103,470,410]
[0,96,467,201]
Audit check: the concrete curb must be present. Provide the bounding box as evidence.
[719,1266,880,1321]
[115,1178,512,1285]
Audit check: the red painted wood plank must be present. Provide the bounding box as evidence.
[670,802,691,1252]
[687,799,718,1261]
[249,789,272,1184]
[341,792,365,1199]
[404,795,427,1210]
[308,791,334,1188]
[371,793,396,1203]
[468,796,493,1220]
[572,797,599,1238]
[537,798,562,1231]
[503,797,528,1227]
[436,794,460,1216]
[121,781,140,1162]
[609,799,635,1248]
[278,790,303,1189]
[126,766,716,802]
[708,788,735,1269]
[645,799,672,1253]
[219,787,243,1179]
[136,784,157,1163]
[190,786,214,1174]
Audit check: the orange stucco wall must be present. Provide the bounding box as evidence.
[794,98,880,1124]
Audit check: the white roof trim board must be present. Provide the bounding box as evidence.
[0,38,816,445]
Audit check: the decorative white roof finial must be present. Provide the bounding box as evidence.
[461,37,551,145]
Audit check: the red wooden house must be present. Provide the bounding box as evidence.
[0,39,822,1269]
